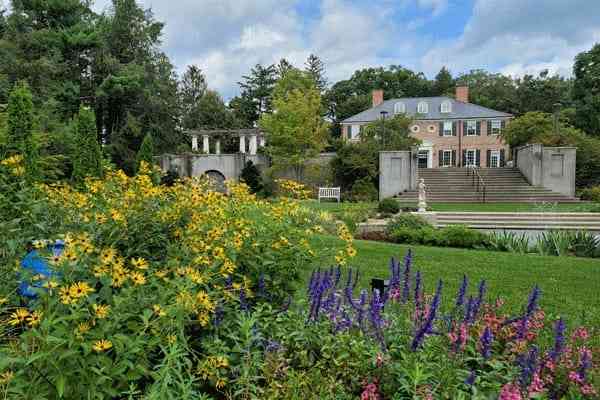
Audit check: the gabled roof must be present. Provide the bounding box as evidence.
[341,97,512,123]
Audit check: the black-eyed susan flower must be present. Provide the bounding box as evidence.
[130,271,146,285]
[130,257,149,270]
[27,310,43,327]
[92,339,112,352]
[8,308,29,325]
[92,304,110,319]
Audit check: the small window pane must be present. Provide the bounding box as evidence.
[491,120,502,134]
[443,121,453,136]
[441,101,451,113]
[467,120,477,135]
[394,102,405,114]
[418,102,428,114]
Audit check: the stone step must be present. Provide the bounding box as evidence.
[436,212,600,219]
[437,223,600,230]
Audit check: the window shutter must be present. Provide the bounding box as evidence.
[487,121,492,136]
[451,150,456,166]
[438,150,443,167]
[463,121,467,137]
[476,121,481,136]
[487,149,491,167]
[501,120,506,130]
[439,122,443,137]
[476,149,481,166]
[452,121,457,136]
[462,150,467,167]
[500,149,506,167]
[347,125,352,138]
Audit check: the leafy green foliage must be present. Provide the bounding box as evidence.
[136,133,155,173]
[377,198,400,214]
[240,161,263,194]
[72,106,103,181]
[6,81,39,180]
[386,213,431,233]
[578,185,600,202]
[260,70,328,180]
[348,176,378,202]
[573,43,600,135]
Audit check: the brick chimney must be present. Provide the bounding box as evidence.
[372,89,384,108]
[455,86,469,103]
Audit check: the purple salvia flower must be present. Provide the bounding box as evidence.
[464,370,476,386]
[257,273,266,297]
[213,305,225,326]
[456,275,468,308]
[355,289,368,330]
[225,275,233,290]
[401,250,412,303]
[464,295,474,323]
[518,346,538,389]
[578,348,592,381]
[480,326,493,359]
[517,285,541,340]
[414,271,423,320]
[471,280,486,319]
[239,288,249,312]
[334,266,341,288]
[411,279,443,350]
[369,289,386,348]
[550,317,566,362]
[389,257,400,289]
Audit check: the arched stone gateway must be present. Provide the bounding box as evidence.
[204,170,226,192]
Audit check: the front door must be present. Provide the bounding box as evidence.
[465,149,476,167]
[418,150,429,168]
[489,150,500,168]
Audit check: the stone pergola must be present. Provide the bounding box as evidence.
[188,128,266,156]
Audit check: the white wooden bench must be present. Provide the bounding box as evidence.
[318,187,341,203]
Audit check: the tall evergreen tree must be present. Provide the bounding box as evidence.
[276,58,294,79]
[72,106,103,182]
[7,81,40,180]
[304,54,327,92]
[235,64,277,125]
[573,43,600,135]
[433,67,454,96]
[180,65,207,129]
[136,132,154,172]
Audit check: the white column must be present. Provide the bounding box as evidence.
[215,139,221,155]
[239,135,246,154]
[191,135,198,151]
[249,135,258,155]
[202,135,210,154]
[259,136,266,147]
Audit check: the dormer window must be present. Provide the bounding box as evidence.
[394,102,405,114]
[417,101,428,114]
[441,100,452,113]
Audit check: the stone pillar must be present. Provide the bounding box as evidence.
[259,136,266,147]
[191,135,198,151]
[202,135,210,154]
[215,139,221,155]
[239,135,246,154]
[249,134,258,155]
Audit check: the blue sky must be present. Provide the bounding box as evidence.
[83,0,600,98]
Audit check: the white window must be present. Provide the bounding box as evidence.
[443,121,453,136]
[441,150,452,167]
[489,150,500,168]
[394,102,405,114]
[465,149,476,166]
[466,120,477,136]
[441,100,452,113]
[350,125,360,140]
[417,101,428,114]
[491,120,502,135]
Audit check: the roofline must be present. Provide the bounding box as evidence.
[341,115,513,124]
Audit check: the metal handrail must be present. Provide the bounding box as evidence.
[466,166,486,203]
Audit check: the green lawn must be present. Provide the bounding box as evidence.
[303,200,599,214]
[308,236,600,328]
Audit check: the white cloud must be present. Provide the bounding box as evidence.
[419,0,600,78]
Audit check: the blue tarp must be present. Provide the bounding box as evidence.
[18,241,63,298]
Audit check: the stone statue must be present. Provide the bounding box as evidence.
[418,178,427,212]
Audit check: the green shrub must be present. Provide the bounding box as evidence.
[349,176,378,202]
[578,185,600,202]
[386,213,431,234]
[378,198,400,214]
[240,160,263,194]
[436,225,489,249]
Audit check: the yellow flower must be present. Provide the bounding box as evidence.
[8,308,30,325]
[93,304,110,319]
[152,304,166,317]
[197,312,209,327]
[92,339,113,352]
[42,280,59,290]
[70,282,95,298]
[59,287,75,305]
[130,271,146,285]
[346,246,357,258]
[215,378,227,389]
[0,370,14,384]
[27,310,43,327]
[100,248,117,264]
[76,322,91,336]
[166,334,177,344]
[130,257,149,270]
[0,297,8,306]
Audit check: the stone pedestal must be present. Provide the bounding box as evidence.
[249,135,258,155]
[239,135,246,154]
[191,135,198,151]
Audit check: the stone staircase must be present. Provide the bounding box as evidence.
[436,212,600,231]
[395,168,579,203]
